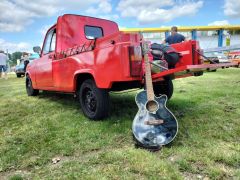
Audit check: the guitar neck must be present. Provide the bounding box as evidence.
[144,52,155,101]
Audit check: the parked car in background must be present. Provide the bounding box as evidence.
[215,52,229,63]
[15,53,39,78]
[28,53,40,61]
[15,59,25,77]
[228,51,240,66]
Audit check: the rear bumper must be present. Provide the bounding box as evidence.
[15,70,25,74]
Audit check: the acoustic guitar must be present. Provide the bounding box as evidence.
[132,42,178,150]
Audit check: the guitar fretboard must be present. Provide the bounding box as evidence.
[143,43,155,101]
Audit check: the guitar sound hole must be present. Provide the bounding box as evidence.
[146,100,158,112]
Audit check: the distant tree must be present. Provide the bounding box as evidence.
[7,53,12,65]
[235,30,240,34]
[11,52,22,65]
[7,53,11,60]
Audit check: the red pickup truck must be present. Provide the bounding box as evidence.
[26,14,237,119]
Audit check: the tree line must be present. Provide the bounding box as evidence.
[7,52,23,66]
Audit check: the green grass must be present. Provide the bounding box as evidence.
[0,69,240,179]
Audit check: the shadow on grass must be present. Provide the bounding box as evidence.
[38,90,198,118]
[36,91,200,147]
[38,91,77,103]
[37,91,199,118]
[37,91,138,121]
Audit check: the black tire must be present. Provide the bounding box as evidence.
[79,79,109,120]
[16,74,21,78]
[153,79,173,100]
[26,76,39,96]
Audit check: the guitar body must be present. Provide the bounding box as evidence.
[132,91,178,149]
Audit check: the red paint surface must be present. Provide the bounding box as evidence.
[172,40,200,67]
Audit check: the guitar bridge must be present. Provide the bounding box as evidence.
[144,119,164,125]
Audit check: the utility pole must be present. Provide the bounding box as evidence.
[6,49,10,72]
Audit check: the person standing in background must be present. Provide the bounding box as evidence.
[0,50,8,79]
[163,26,186,45]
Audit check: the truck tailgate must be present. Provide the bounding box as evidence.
[152,62,239,80]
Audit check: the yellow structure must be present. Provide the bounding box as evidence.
[120,25,240,33]
[121,25,240,47]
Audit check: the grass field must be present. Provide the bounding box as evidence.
[0,69,239,179]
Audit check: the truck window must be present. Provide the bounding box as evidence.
[42,29,56,55]
[84,25,103,39]
[50,32,56,52]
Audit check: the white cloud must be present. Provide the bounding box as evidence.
[117,0,174,17]
[208,20,230,26]
[119,26,127,30]
[0,39,32,53]
[224,0,240,18]
[117,0,203,24]
[0,0,107,32]
[86,0,112,15]
[84,0,119,22]
[99,14,119,21]
[39,25,52,37]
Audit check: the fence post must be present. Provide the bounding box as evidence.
[191,30,197,40]
[165,31,170,40]
[218,29,223,47]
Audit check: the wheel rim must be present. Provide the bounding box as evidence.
[82,87,97,115]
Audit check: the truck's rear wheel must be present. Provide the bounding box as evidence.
[153,79,173,100]
[26,76,39,96]
[79,79,109,120]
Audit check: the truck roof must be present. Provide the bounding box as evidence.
[60,14,119,25]
[54,14,119,52]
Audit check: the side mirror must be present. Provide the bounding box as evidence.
[33,46,41,55]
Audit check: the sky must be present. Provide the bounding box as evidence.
[0,0,240,53]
